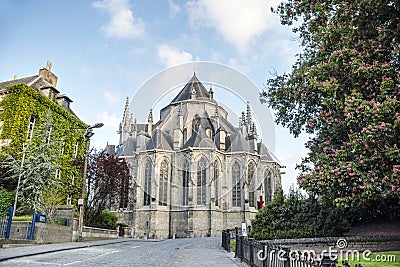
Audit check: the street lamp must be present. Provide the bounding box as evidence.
[12,143,27,217]
[78,122,103,241]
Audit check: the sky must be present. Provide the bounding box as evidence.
[0,0,309,192]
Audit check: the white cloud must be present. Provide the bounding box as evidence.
[92,0,146,39]
[104,91,120,106]
[78,65,92,76]
[187,0,281,53]
[157,44,193,68]
[97,111,120,128]
[169,0,181,17]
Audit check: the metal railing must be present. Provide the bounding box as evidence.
[222,230,364,267]
[0,206,13,240]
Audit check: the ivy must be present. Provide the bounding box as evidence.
[0,84,88,212]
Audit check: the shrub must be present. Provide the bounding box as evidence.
[95,211,118,228]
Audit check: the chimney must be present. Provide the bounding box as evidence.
[39,61,58,87]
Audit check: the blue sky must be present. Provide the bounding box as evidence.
[0,0,309,191]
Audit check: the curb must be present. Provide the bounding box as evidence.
[0,238,162,262]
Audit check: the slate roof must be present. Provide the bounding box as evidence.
[183,125,216,149]
[226,130,251,153]
[170,73,210,103]
[145,128,173,150]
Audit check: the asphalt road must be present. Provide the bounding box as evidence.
[0,237,242,267]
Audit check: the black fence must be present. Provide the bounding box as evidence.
[0,206,13,240]
[222,231,364,267]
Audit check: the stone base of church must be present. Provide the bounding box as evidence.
[112,208,258,239]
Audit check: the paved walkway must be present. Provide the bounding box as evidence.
[0,238,140,262]
[170,238,242,267]
[0,238,243,266]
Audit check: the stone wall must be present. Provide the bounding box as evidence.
[9,221,72,243]
[263,235,400,254]
[81,226,118,241]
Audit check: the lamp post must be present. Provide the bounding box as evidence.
[12,142,27,217]
[78,123,103,241]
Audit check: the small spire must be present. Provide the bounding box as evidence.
[209,86,214,101]
[148,109,153,122]
[241,111,246,126]
[123,97,130,119]
[246,101,252,125]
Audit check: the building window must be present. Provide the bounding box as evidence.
[55,169,61,179]
[214,160,220,207]
[248,162,256,207]
[143,158,152,206]
[232,161,241,207]
[27,115,36,140]
[182,160,190,206]
[158,160,168,206]
[119,160,130,209]
[74,142,79,158]
[196,157,207,205]
[265,169,273,203]
[0,120,4,135]
[192,114,200,132]
[45,126,52,145]
[71,174,75,185]
[60,141,65,155]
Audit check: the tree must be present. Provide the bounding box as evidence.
[262,0,400,206]
[83,151,131,226]
[1,118,61,214]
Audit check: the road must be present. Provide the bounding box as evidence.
[0,237,242,267]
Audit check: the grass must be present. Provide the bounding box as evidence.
[230,240,236,250]
[340,251,400,267]
[12,215,33,221]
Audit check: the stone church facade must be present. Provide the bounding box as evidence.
[112,74,282,238]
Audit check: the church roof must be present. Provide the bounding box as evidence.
[146,128,173,150]
[117,137,137,156]
[183,125,216,149]
[170,73,210,103]
[226,131,251,153]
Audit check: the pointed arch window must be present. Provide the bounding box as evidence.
[265,169,273,203]
[197,157,207,205]
[214,160,220,207]
[143,159,152,206]
[248,162,256,207]
[182,159,190,206]
[232,162,241,207]
[192,115,201,133]
[159,160,168,206]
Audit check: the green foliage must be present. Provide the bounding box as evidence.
[95,211,118,228]
[262,0,400,205]
[0,84,88,213]
[0,189,14,207]
[249,188,352,240]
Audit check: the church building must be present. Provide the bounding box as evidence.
[113,73,282,238]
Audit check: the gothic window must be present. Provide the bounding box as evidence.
[119,163,130,209]
[183,128,187,143]
[27,115,36,140]
[197,157,207,205]
[159,160,168,206]
[232,161,241,207]
[214,160,220,207]
[192,115,200,133]
[143,158,152,206]
[265,169,273,203]
[182,159,190,206]
[248,162,256,207]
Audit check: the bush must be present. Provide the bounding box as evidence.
[249,188,352,239]
[95,211,118,228]
[0,189,14,207]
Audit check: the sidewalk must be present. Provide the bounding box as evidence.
[0,238,152,262]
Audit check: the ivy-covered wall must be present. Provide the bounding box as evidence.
[0,84,88,211]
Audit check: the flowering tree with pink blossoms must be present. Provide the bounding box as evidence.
[262,0,399,206]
